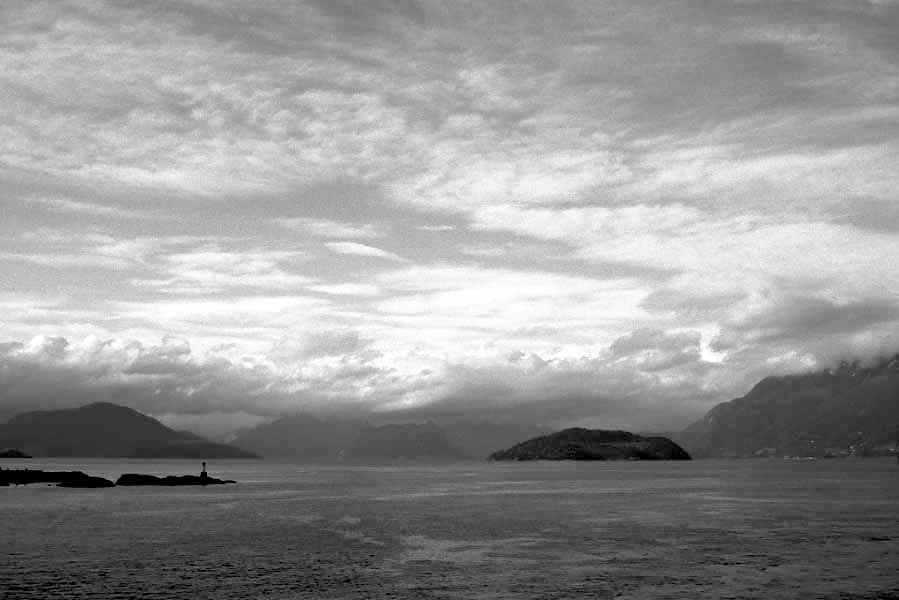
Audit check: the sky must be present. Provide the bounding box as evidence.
[2,0,898,437]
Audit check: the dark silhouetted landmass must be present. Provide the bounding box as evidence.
[490,428,691,461]
[345,422,467,461]
[0,469,115,488]
[0,448,30,458]
[0,402,258,459]
[679,356,899,458]
[231,414,364,460]
[1,467,234,487]
[115,473,234,486]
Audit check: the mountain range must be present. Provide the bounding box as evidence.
[3,355,897,460]
[677,356,899,458]
[0,402,257,459]
[344,422,466,461]
[229,416,547,461]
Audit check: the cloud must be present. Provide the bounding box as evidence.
[132,247,311,294]
[24,196,154,219]
[271,329,372,360]
[391,342,722,430]
[308,283,381,297]
[112,296,330,335]
[0,332,388,422]
[712,293,899,355]
[5,230,216,271]
[278,217,385,240]
[472,204,899,300]
[0,330,716,432]
[0,3,418,195]
[3,2,899,434]
[325,242,407,262]
[608,329,702,373]
[377,266,645,326]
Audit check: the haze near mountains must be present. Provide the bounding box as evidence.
[3,354,895,461]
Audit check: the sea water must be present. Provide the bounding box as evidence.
[2,458,898,599]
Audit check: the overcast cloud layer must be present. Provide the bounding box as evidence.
[2,1,898,436]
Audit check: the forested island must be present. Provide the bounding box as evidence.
[490,428,691,461]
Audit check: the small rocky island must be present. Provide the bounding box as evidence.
[116,462,234,486]
[490,428,691,461]
[115,461,235,486]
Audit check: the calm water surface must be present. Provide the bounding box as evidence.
[2,459,898,599]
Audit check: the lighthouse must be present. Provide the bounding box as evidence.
[201,461,208,480]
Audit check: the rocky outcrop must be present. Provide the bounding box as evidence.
[0,469,114,488]
[1,467,235,487]
[490,428,691,461]
[115,473,235,486]
[0,448,30,458]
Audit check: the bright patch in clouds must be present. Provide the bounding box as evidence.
[325,242,407,262]
[1,1,898,433]
[278,217,386,240]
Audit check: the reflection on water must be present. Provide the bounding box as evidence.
[2,459,898,599]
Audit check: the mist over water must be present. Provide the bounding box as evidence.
[3,459,898,599]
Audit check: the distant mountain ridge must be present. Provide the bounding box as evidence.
[490,428,691,461]
[231,415,549,461]
[679,356,899,458]
[0,402,257,458]
[230,414,363,460]
[344,422,466,461]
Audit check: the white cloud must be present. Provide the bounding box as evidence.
[8,230,218,271]
[325,242,407,262]
[278,217,386,240]
[113,295,328,329]
[374,265,652,355]
[133,248,311,293]
[25,196,153,218]
[472,204,899,299]
[308,283,381,297]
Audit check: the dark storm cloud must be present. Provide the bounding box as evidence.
[713,295,899,351]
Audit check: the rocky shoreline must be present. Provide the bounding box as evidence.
[116,473,234,486]
[1,465,235,488]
